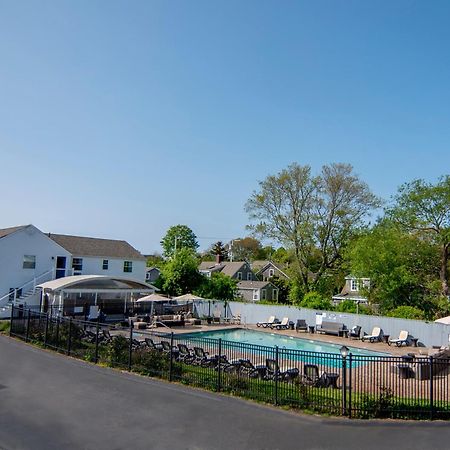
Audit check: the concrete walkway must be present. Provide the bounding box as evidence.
[1,335,449,450]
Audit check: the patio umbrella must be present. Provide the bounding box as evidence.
[173,293,205,301]
[136,293,171,316]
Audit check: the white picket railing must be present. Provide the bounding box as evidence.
[0,268,74,309]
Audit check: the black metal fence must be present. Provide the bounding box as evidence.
[10,306,450,420]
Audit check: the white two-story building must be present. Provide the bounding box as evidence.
[0,225,147,312]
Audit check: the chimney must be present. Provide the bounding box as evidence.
[215,253,223,265]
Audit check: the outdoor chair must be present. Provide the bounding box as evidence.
[265,358,299,382]
[256,316,278,328]
[295,319,308,332]
[361,327,382,343]
[177,343,195,364]
[301,364,332,387]
[271,317,290,330]
[144,337,163,351]
[348,325,362,339]
[160,340,180,358]
[238,359,266,378]
[192,347,218,367]
[388,330,409,347]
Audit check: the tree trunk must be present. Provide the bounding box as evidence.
[440,243,449,297]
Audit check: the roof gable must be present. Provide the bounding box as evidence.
[0,225,29,239]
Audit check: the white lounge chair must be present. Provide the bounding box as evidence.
[256,316,277,328]
[388,330,409,347]
[272,317,290,330]
[361,326,382,343]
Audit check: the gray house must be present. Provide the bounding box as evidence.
[252,260,290,281]
[145,267,161,283]
[332,275,370,305]
[199,259,256,281]
[237,280,279,302]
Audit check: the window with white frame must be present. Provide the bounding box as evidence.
[268,268,274,277]
[253,289,259,300]
[102,259,109,270]
[247,272,252,280]
[261,289,267,300]
[23,255,36,269]
[350,279,359,291]
[237,272,242,280]
[72,258,83,272]
[123,261,133,273]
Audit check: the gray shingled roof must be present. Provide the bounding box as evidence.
[199,261,248,277]
[237,280,271,289]
[48,233,146,260]
[0,225,28,239]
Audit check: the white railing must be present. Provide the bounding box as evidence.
[0,267,69,308]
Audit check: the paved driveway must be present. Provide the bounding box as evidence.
[0,335,449,450]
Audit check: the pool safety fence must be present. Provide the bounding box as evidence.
[9,306,450,420]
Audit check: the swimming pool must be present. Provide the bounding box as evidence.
[180,328,389,358]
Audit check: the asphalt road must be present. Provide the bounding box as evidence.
[1,335,449,450]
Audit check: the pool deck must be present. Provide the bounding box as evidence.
[152,323,424,357]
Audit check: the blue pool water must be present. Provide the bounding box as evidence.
[180,328,389,358]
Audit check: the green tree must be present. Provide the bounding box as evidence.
[296,291,333,310]
[387,306,425,320]
[228,237,263,261]
[196,272,237,301]
[386,176,450,297]
[246,163,380,293]
[146,253,164,268]
[335,299,357,313]
[161,248,203,296]
[347,221,440,316]
[161,225,199,259]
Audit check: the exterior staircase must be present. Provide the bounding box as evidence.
[0,269,55,319]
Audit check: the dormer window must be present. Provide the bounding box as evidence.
[351,279,359,291]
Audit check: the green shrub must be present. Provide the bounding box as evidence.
[0,320,10,333]
[387,305,425,320]
[336,300,357,313]
[298,292,333,311]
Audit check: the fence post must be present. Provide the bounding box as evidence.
[10,305,14,336]
[94,319,100,364]
[169,332,174,382]
[55,316,60,350]
[429,356,434,420]
[44,313,49,347]
[67,318,72,356]
[348,353,352,418]
[342,354,347,416]
[25,309,31,342]
[217,338,222,392]
[274,346,279,406]
[128,324,133,371]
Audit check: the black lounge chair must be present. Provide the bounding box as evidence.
[301,364,334,387]
[177,343,195,363]
[295,319,308,332]
[160,340,180,358]
[348,325,361,339]
[238,359,266,378]
[144,337,163,351]
[192,347,218,367]
[265,359,299,382]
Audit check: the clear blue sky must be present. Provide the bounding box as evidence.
[1,0,449,253]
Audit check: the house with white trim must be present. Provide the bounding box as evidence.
[0,224,148,316]
[332,275,370,305]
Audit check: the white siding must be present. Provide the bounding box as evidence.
[70,255,146,282]
[0,226,71,297]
